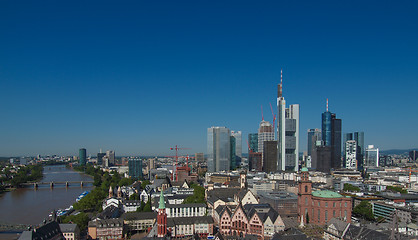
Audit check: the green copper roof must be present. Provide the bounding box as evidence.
[301,167,309,172]
[159,191,165,209]
[312,190,343,198]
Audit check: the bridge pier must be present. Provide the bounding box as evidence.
[66,182,69,188]
[34,183,38,189]
[81,181,83,187]
[50,182,54,188]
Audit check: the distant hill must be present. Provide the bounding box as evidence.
[380,148,418,155]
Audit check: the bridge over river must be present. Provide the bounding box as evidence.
[22,180,94,188]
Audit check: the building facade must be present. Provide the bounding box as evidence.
[365,145,379,167]
[277,70,299,172]
[321,101,342,170]
[298,168,351,226]
[207,127,231,172]
[248,133,259,153]
[307,128,321,157]
[79,148,86,166]
[258,120,274,154]
[128,158,143,179]
[344,140,357,169]
[263,140,278,173]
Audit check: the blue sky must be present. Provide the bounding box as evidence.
[0,1,417,156]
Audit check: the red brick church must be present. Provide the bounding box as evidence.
[298,168,352,225]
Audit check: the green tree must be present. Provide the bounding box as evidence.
[143,200,152,212]
[62,212,89,232]
[353,201,375,221]
[141,180,150,190]
[386,186,407,194]
[118,178,133,186]
[183,182,205,204]
[343,183,360,192]
[136,201,146,212]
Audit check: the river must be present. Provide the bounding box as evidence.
[0,165,93,226]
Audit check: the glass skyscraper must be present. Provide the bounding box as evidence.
[79,148,86,165]
[128,158,143,179]
[248,133,258,153]
[207,126,231,172]
[307,128,321,156]
[321,103,342,169]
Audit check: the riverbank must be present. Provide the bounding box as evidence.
[0,165,94,226]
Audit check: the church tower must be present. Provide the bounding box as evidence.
[298,167,312,224]
[157,191,167,237]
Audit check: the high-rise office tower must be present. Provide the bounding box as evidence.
[345,140,357,169]
[365,145,379,167]
[311,144,332,173]
[263,140,278,173]
[128,158,143,179]
[106,150,115,166]
[230,136,236,170]
[149,158,156,170]
[79,148,87,165]
[207,126,231,172]
[321,99,342,170]
[307,128,321,157]
[231,130,242,168]
[231,131,242,158]
[277,70,299,172]
[344,132,364,169]
[248,133,258,153]
[97,152,106,166]
[258,121,274,154]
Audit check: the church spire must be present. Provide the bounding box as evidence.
[159,190,165,209]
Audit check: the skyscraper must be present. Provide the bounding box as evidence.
[128,158,143,179]
[365,145,379,167]
[97,152,106,166]
[321,100,342,169]
[307,128,321,157]
[231,131,242,158]
[258,120,274,154]
[106,150,115,166]
[231,130,242,168]
[248,133,258,153]
[79,148,86,165]
[277,70,299,172]
[344,132,364,169]
[207,126,231,172]
[263,140,278,173]
[230,136,236,170]
[345,140,357,169]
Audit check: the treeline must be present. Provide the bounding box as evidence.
[0,164,43,188]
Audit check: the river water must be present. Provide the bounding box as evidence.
[0,165,93,226]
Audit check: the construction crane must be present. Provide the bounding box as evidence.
[170,145,191,182]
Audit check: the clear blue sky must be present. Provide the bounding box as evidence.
[1,1,417,156]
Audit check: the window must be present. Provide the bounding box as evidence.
[345,202,347,208]
[325,210,328,222]
[318,202,320,207]
[333,202,336,208]
[305,197,308,205]
[318,209,320,221]
[333,210,336,217]
[325,202,328,207]
[305,185,308,193]
[345,210,347,218]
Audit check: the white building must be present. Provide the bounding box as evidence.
[365,145,379,167]
[277,70,299,172]
[166,203,206,218]
[345,140,357,169]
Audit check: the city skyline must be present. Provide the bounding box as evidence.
[1,1,417,156]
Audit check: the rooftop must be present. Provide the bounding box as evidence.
[312,190,344,198]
